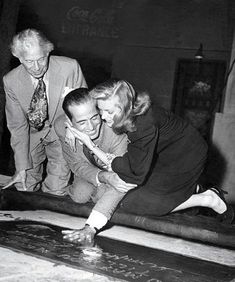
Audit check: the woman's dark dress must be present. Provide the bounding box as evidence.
[111,106,208,216]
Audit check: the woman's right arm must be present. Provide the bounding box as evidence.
[112,115,158,185]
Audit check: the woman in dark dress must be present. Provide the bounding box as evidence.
[67,79,233,220]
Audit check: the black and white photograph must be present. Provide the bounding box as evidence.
[0,1,234,281]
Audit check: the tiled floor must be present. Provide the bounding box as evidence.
[0,247,120,282]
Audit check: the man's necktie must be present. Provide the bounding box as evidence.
[27,78,48,130]
[83,145,103,169]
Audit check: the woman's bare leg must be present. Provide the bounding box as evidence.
[172,189,227,214]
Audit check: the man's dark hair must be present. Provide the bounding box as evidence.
[62,88,91,120]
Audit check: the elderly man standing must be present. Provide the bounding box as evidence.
[3,28,87,195]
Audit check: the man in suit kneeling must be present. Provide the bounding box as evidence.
[55,88,135,244]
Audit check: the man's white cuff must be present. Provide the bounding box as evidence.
[86,210,108,230]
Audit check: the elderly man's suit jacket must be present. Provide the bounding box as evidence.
[55,115,128,187]
[4,55,87,171]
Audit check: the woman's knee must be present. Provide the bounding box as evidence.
[120,190,168,216]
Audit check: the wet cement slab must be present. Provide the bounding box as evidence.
[0,220,234,282]
[1,187,235,249]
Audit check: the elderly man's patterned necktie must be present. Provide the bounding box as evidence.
[27,78,48,130]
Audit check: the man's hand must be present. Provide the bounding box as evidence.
[2,170,27,190]
[62,225,96,246]
[98,171,137,193]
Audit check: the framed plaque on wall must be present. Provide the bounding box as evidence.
[171,59,226,141]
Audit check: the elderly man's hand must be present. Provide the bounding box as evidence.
[62,225,96,246]
[2,170,27,190]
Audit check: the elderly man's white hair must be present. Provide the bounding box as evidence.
[10,28,54,58]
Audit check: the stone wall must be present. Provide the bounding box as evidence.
[211,27,235,203]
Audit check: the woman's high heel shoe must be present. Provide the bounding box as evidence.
[208,187,234,224]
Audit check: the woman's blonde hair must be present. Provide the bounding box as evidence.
[90,79,151,133]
